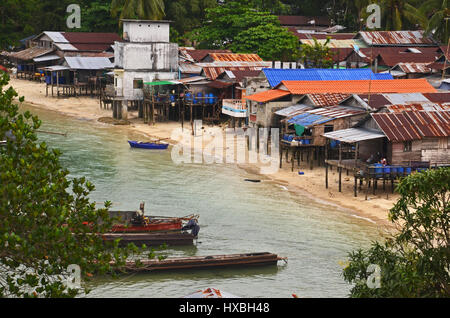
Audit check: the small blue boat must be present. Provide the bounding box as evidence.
[128,140,169,150]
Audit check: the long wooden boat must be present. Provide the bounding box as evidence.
[117,252,286,273]
[128,140,169,150]
[103,232,196,247]
[108,210,198,233]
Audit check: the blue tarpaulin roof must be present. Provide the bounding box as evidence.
[287,113,334,127]
[263,68,393,87]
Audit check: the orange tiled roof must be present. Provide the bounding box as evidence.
[245,89,291,103]
[277,79,437,94]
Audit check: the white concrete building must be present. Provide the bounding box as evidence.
[113,20,179,101]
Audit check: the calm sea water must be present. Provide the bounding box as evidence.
[21,104,384,298]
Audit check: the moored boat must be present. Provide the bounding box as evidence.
[116,252,286,273]
[128,140,169,150]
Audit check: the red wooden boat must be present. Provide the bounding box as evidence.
[108,205,199,234]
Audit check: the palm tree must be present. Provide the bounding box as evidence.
[405,0,449,43]
[111,0,165,21]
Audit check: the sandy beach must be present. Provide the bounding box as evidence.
[9,77,397,230]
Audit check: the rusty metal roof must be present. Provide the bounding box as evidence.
[205,53,264,62]
[392,62,433,74]
[372,111,450,141]
[306,93,351,107]
[378,51,439,67]
[358,31,435,46]
[422,92,450,103]
[388,103,450,112]
[202,66,266,80]
[277,79,437,94]
[179,48,232,62]
[10,47,54,61]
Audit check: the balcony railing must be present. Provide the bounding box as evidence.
[222,99,247,118]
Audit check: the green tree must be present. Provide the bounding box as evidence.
[231,23,300,61]
[343,168,450,297]
[0,72,145,297]
[111,0,165,21]
[164,0,217,41]
[299,37,335,68]
[405,0,449,44]
[79,1,119,33]
[190,1,300,60]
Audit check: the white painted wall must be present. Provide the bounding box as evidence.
[123,21,170,43]
[121,43,178,71]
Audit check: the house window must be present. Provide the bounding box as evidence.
[133,79,143,89]
[403,141,412,152]
[324,125,334,133]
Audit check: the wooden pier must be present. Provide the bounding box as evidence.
[116,252,286,273]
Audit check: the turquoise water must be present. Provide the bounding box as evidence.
[22,104,384,298]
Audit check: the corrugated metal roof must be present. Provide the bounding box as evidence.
[54,43,78,51]
[179,48,232,62]
[372,111,450,141]
[287,106,365,127]
[64,56,113,70]
[382,93,429,104]
[300,39,368,48]
[245,89,291,103]
[277,79,437,94]
[202,66,266,80]
[394,62,433,74]
[323,128,386,143]
[43,31,69,43]
[263,68,393,87]
[179,63,203,74]
[353,94,393,110]
[358,31,435,46]
[294,32,356,40]
[422,92,450,103]
[33,54,61,62]
[275,104,313,117]
[206,53,263,62]
[10,47,54,61]
[288,112,333,127]
[306,93,351,106]
[378,52,439,67]
[388,103,450,112]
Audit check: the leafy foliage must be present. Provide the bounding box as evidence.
[0,72,144,297]
[190,1,300,61]
[343,168,450,298]
[299,38,335,68]
[111,0,165,21]
[232,23,300,61]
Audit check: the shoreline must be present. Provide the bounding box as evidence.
[10,78,396,230]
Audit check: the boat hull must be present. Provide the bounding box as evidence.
[110,221,183,233]
[128,141,169,150]
[117,252,284,273]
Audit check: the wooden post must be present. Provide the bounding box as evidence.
[56,71,59,98]
[338,167,342,192]
[354,175,357,197]
[325,163,329,189]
